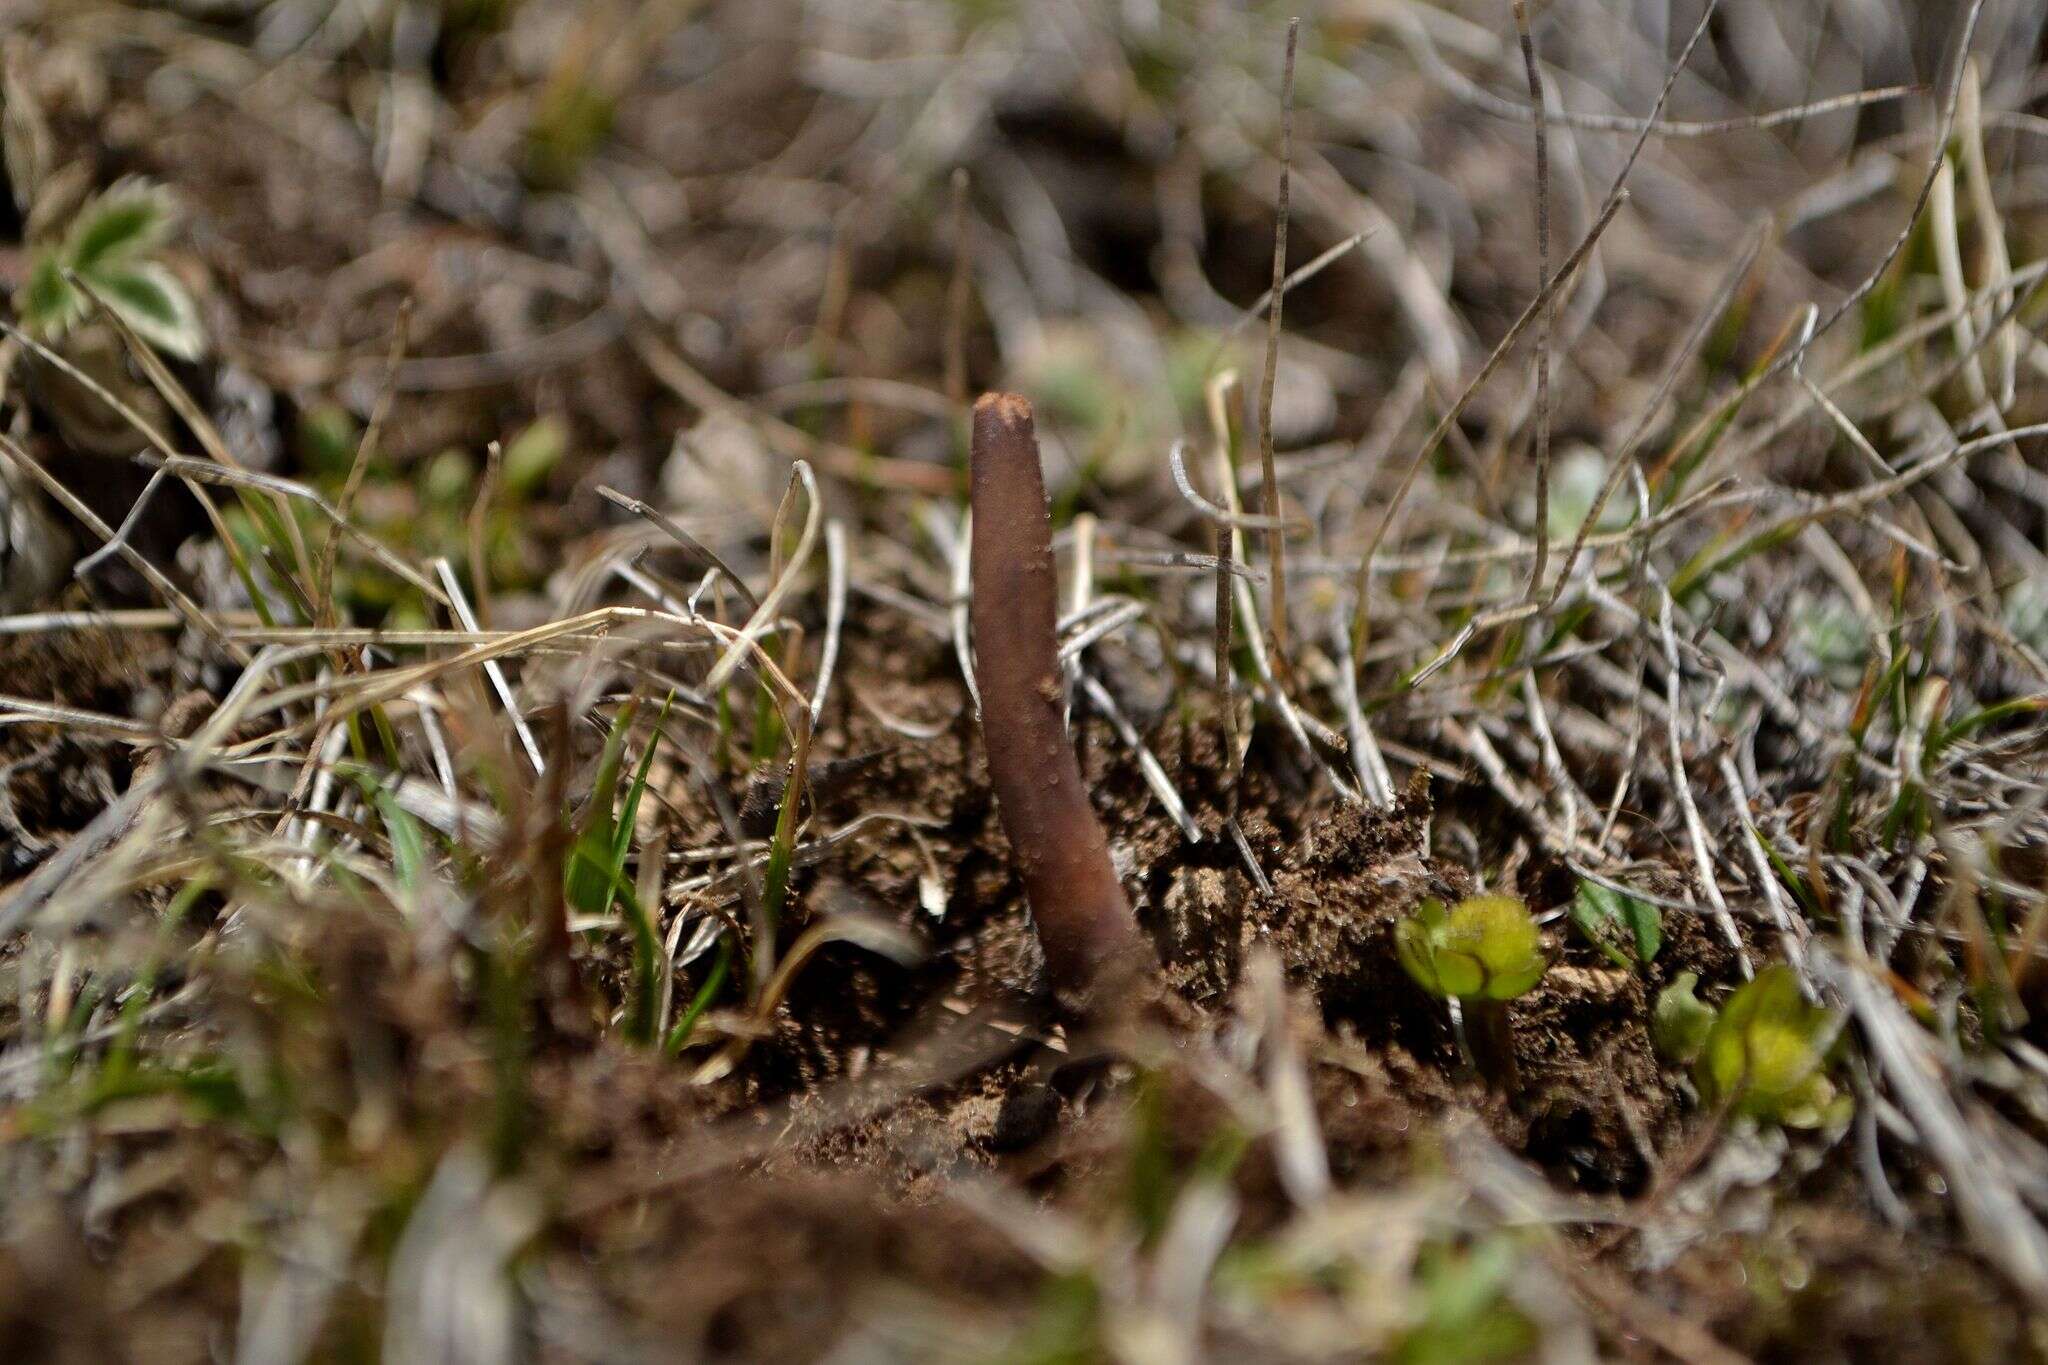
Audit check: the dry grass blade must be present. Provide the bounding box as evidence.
[137,454,451,607]
[703,461,820,694]
[1508,0,1553,601]
[1770,0,1990,377]
[1255,17,1299,662]
[0,434,243,658]
[945,166,973,411]
[632,326,958,495]
[596,485,762,616]
[318,299,411,625]
[1830,949,2048,1306]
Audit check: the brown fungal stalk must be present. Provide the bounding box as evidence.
[970,392,1151,1007]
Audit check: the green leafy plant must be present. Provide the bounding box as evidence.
[565,694,673,1045]
[1396,894,1549,1088]
[299,413,560,621]
[1650,971,1716,1065]
[1396,894,1548,1002]
[1567,878,1661,969]
[1791,598,1870,689]
[499,414,566,496]
[17,177,204,360]
[1686,966,1850,1128]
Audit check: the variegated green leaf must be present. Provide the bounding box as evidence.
[64,178,176,273]
[16,253,80,334]
[89,261,205,361]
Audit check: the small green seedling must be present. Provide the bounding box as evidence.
[1679,965,1849,1128]
[1568,878,1661,969]
[526,76,615,192]
[1396,894,1549,1089]
[17,177,204,360]
[1650,971,1716,1065]
[1396,894,1549,1002]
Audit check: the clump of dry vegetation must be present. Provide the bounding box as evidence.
[3,0,2048,1360]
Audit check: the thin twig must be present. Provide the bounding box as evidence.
[1351,192,1624,651]
[0,435,244,660]
[945,166,972,411]
[597,485,762,615]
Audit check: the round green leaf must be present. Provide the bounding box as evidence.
[1395,915,1442,997]
[1445,894,1547,1001]
[1696,965,1845,1125]
[1433,946,1486,1000]
[1398,894,1548,1003]
[1652,971,1716,1065]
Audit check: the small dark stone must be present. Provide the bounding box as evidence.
[988,1083,1058,1152]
